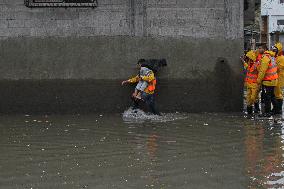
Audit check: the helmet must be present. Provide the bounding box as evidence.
[274,42,283,52]
[246,50,256,62]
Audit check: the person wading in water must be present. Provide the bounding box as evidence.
[122,59,167,115]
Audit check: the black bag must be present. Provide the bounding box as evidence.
[139,59,167,73]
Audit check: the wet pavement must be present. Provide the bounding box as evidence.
[0,110,284,189]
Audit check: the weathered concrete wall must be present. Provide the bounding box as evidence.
[0,0,244,113]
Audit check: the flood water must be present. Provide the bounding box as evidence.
[1,110,284,189]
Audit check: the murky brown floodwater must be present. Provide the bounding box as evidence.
[0,111,284,189]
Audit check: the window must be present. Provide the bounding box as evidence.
[278,20,284,25]
[25,0,97,7]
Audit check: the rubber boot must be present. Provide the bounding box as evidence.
[272,98,277,114]
[254,102,260,113]
[279,99,283,114]
[264,98,272,114]
[274,99,283,115]
[259,95,272,117]
[247,106,253,115]
[261,102,265,114]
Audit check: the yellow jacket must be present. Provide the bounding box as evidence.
[244,62,259,89]
[257,52,278,86]
[276,55,284,87]
[128,71,156,94]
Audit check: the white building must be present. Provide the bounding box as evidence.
[261,0,284,47]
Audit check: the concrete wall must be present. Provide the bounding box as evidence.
[0,0,244,113]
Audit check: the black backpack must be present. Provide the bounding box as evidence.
[139,59,167,73]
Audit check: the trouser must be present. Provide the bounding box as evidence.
[262,85,275,113]
[245,84,260,114]
[132,92,160,115]
[246,85,259,106]
[273,85,283,114]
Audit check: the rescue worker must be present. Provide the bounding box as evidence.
[256,44,278,117]
[242,50,260,114]
[121,60,160,115]
[273,42,284,114]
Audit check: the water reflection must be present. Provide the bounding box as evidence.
[244,120,284,188]
[3,113,284,188]
[265,123,284,188]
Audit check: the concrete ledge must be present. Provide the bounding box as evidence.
[0,77,243,114]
